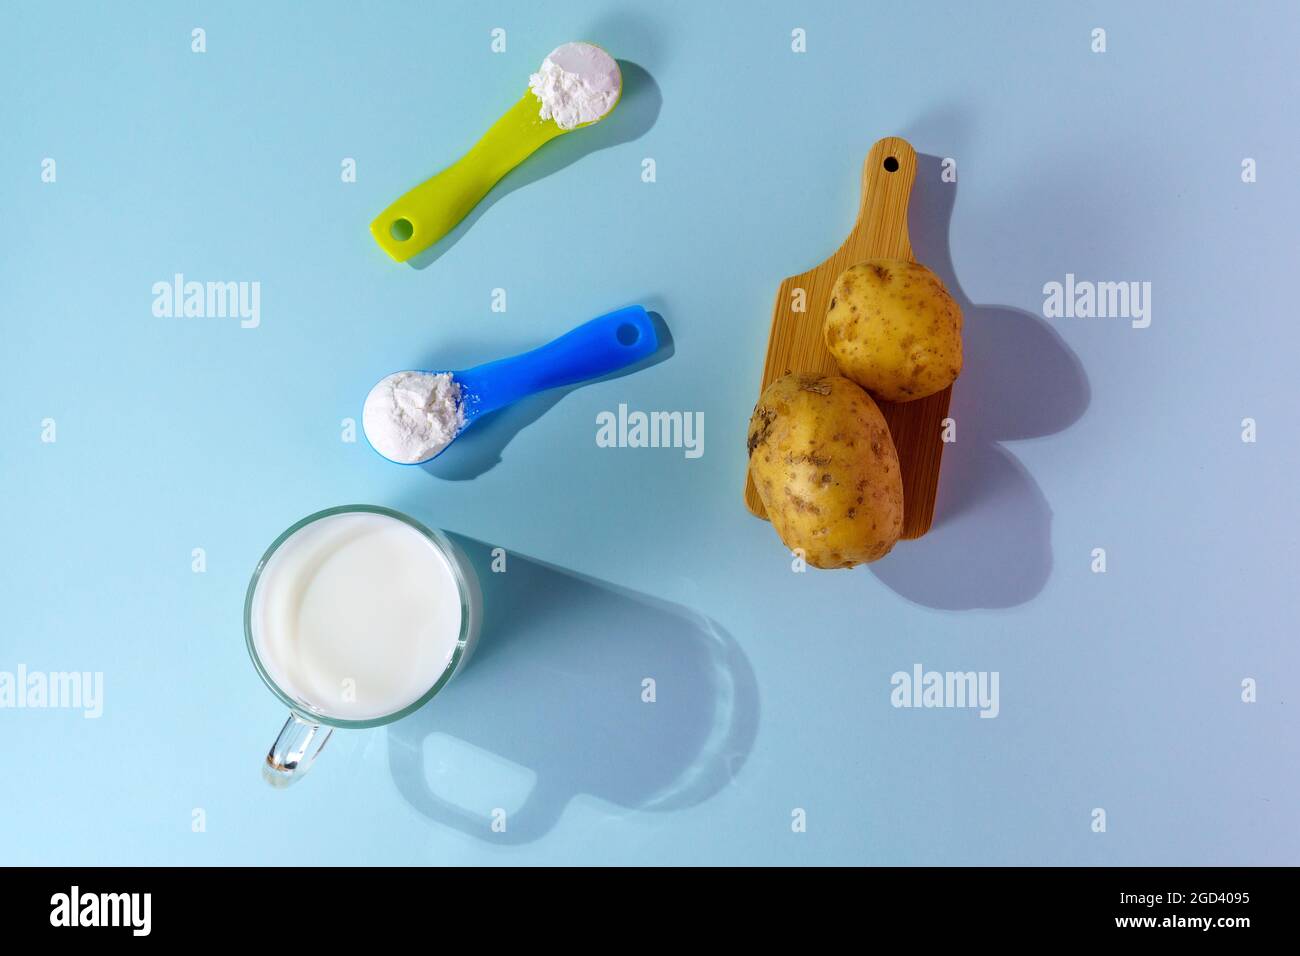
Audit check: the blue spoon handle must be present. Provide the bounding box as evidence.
[454,306,658,421]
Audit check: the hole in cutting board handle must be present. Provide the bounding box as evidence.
[882,156,899,173]
[390,218,414,241]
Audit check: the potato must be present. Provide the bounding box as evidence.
[823,259,963,402]
[747,373,903,568]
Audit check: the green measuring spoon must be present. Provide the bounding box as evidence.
[370,42,622,263]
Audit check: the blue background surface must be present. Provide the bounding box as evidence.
[2,1,1297,865]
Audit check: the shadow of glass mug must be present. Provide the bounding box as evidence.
[243,505,482,787]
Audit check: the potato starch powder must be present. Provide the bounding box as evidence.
[528,42,621,130]
[363,371,465,464]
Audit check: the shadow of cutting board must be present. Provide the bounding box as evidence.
[744,136,950,539]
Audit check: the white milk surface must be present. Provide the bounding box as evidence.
[250,512,465,721]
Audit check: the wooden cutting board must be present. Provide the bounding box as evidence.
[744,136,950,539]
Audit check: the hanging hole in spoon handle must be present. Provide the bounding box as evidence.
[616,320,643,346]
[535,304,660,384]
[389,218,415,242]
[263,712,332,787]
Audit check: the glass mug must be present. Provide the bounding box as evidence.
[244,505,481,786]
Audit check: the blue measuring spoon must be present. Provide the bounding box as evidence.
[364,305,658,464]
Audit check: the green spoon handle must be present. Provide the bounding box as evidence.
[370,92,562,262]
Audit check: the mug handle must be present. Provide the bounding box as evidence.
[263,712,333,787]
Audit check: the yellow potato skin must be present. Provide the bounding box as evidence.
[747,373,903,568]
[823,259,963,403]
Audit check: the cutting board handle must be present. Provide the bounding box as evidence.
[855,137,917,261]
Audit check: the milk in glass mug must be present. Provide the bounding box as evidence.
[244,506,481,785]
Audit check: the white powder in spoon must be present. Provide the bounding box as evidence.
[363,371,465,464]
[528,42,621,130]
